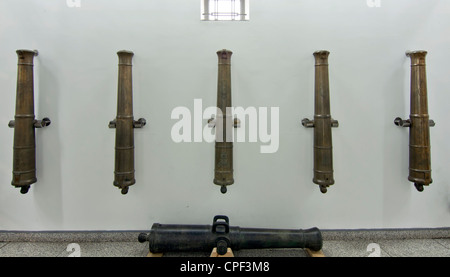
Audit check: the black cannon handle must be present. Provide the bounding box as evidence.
[212,215,230,234]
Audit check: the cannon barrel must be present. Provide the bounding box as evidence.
[9,49,50,194]
[109,50,146,194]
[138,215,323,255]
[213,49,236,194]
[395,51,434,192]
[302,50,338,193]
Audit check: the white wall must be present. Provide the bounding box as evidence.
[0,0,449,231]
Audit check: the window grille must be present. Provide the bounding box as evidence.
[201,0,249,21]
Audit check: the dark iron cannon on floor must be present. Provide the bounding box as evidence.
[138,215,323,255]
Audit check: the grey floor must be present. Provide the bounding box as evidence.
[0,238,449,257]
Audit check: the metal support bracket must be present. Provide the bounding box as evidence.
[301,118,314,128]
[301,118,339,128]
[208,116,240,128]
[109,118,147,129]
[108,119,116,129]
[34,118,51,128]
[331,119,339,128]
[133,118,146,128]
[8,117,51,128]
[394,117,435,127]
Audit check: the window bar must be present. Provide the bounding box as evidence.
[215,0,218,20]
[232,0,235,20]
[240,0,246,20]
[203,0,209,20]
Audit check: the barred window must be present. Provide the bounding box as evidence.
[201,0,249,21]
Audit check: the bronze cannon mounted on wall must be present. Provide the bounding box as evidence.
[395,50,435,192]
[138,215,323,255]
[8,49,51,194]
[209,49,239,194]
[109,50,146,195]
[302,50,339,194]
